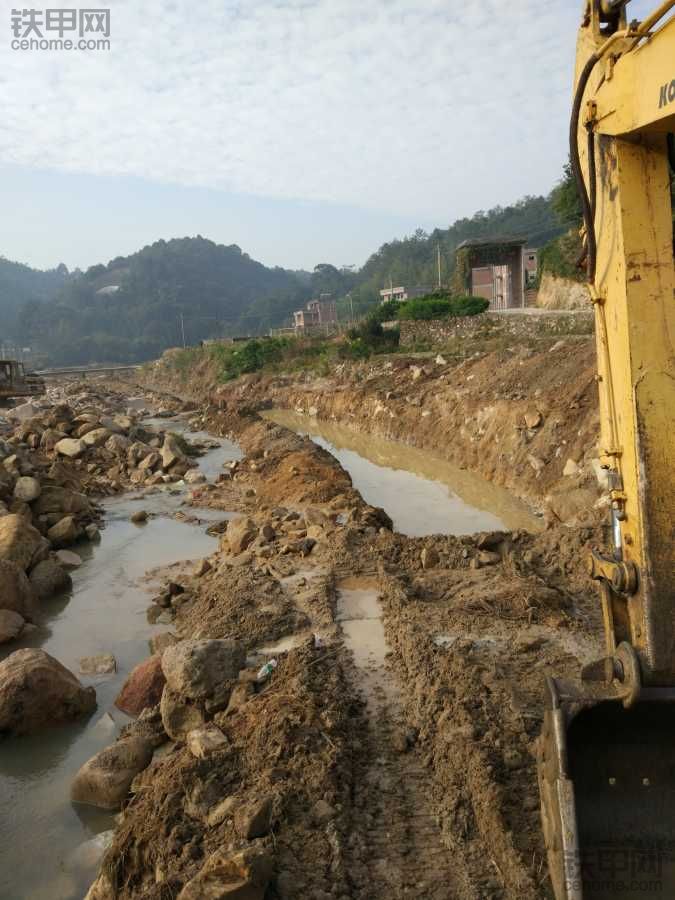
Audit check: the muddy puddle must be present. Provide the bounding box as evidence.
[0,413,241,900]
[264,409,541,536]
[337,577,393,707]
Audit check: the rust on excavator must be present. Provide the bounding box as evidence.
[537,1,675,897]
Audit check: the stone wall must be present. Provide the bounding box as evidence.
[398,309,594,348]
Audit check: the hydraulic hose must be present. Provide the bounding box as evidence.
[570,54,601,283]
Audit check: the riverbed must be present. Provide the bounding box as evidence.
[263,409,541,536]
[0,415,241,900]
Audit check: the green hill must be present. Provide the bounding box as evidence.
[14,237,311,366]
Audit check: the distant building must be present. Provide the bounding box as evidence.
[96,285,120,295]
[293,294,338,333]
[379,285,432,304]
[454,237,532,310]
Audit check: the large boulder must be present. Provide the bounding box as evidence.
[54,438,86,459]
[13,476,41,503]
[161,434,186,470]
[161,639,245,702]
[29,558,72,600]
[177,847,273,900]
[70,736,153,809]
[0,560,37,619]
[0,649,96,737]
[33,486,90,517]
[48,515,80,548]
[115,654,166,717]
[0,514,44,570]
[0,609,25,644]
[226,518,258,554]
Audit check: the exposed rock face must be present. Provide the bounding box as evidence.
[161,639,245,702]
[54,438,86,459]
[176,846,273,900]
[29,558,72,600]
[0,514,44,570]
[13,476,41,503]
[0,649,96,737]
[0,559,37,619]
[0,609,25,644]
[70,736,153,809]
[115,654,166,717]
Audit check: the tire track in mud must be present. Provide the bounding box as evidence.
[335,576,479,900]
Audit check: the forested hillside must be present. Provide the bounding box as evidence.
[0,257,70,343]
[14,237,311,366]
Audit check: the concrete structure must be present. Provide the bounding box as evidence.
[293,294,338,333]
[379,285,433,304]
[454,238,528,310]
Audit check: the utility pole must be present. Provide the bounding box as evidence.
[437,244,442,290]
[180,313,186,348]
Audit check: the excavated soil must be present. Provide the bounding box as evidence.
[80,363,609,900]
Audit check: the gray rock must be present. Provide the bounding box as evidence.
[13,476,41,503]
[0,609,25,644]
[79,654,116,675]
[0,559,36,619]
[54,438,86,459]
[29,558,71,600]
[48,515,80,548]
[161,639,245,701]
[70,736,153,809]
[160,685,206,740]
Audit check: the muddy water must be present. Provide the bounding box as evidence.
[0,417,241,900]
[264,410,541,536]
[336,577,393,706]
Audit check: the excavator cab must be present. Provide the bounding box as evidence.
[537,2,675,897]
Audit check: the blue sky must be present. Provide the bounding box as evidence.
[0,0,660,272]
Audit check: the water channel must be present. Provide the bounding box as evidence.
[0,414,241,900]
[263,410,542,536]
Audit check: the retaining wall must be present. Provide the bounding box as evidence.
[398,309,594,348]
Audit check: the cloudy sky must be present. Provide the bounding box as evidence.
[0,0,659,272]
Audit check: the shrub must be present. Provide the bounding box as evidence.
[397,294,488,320]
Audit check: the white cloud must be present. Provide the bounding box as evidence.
[0,0,605,220]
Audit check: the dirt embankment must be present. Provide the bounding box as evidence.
[144,338,603,526]
[81,381,606,900]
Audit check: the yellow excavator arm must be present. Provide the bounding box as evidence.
[538,2,675,898]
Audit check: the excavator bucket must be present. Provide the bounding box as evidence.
[538,678,675,900]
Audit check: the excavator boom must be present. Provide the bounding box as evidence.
[538,2,675,898]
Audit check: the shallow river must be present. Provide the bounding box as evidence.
[0,415,241,900]
[263,409,541,536]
